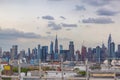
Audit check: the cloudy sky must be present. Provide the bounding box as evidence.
[0,0,120,52]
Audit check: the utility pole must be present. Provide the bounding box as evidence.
[85,58,89,80]
[61,58,64,80]
[39,59,42,80]
[18,59,21,80]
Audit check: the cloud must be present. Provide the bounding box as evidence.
[42,15,54,20]
[0,29,41,40]
[46,32,51,34]
[66,29,71,31]
[48,22,62,30]
[60,16,66,20]
[82,0,110,6]
[75,5,86,11]
[37,16,40,20]
[82,17,114,24]
[96,8,119,16]
[61,23,77,27]
[48,0,63,1]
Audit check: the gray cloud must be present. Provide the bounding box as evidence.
[75,5,86,11]
[82,17,114,24]
[37,16,40,20]
[48,22,62,30]
[42,15,54,20]
[82,0,110,6]
[66,29,71,31]
[60,16,66,20]
[46,32,51,34]
[0,29,41,40]
[48,0,63,1]
[61,23,77,27]
[96,8,119,16]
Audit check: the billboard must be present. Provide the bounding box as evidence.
[4,65,11,71]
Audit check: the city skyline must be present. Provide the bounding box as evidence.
[0,0,120,51]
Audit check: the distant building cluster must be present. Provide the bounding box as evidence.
[1,34,120,64]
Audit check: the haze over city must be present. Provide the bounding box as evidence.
[0,0,120,51]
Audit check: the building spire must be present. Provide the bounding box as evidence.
[54,35,58,60]
[108,34,112,43]
[56,34,57,39]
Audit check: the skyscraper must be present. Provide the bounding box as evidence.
[60,45,63,51]
[81,46,87,61]
[11,45,18,60]
[37,44,41,60]
[87,47,92,61]
[54,35,58,60]
[116,44,120,58]
[55,35,58,53]
[0,47,2,57]
[75,50,80,61]
[96,46,101,63]
[50,41,54,60]
[101,43,107,62]
[69,41,74,61]
[110,42,115,59]
[41,46,48,62]
[108,34,112,59]
[19,50,25,59]
[28,48,31,59]
[118,44,120,53]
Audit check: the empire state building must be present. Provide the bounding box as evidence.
[55,35,58,54]
[54,35,58,60]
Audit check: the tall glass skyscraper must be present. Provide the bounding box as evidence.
[37,44,41,61]
[110,42,115,59]
[50,41,54,60]
[96,46,101,63]
[11,45,18,60]
[54,35,58,61]
[41,46,48,62]
[69,41,74,61]
[28,48,31,59]
[108,34,112,59]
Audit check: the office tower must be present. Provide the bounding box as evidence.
[11,45,18,60]
[118,44,120,53]
[60,50,69,61]
[37,44,41,60]
[34,48,37,59]
[108,34,112,59]
[41,46,48,62]
[31,48,37,60]
[55,35,58,53]
[32,49,35,59]
[54,35,58,60]
[50,41,54,60]
[69,41,74,61]
[28,48,31,59]
[81,46,87,61]
[87,47,92,61]
[59,45,63,60]
[110,42,115,59]
[92,48,96,62]
[0,47,2,57]
[75,50,80,61]
[101,43,107,61]
[117,44,120,58]
[3,51,10,62]
[19,50,25,59]
[60,45,63,51]
[96,46,101,63]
